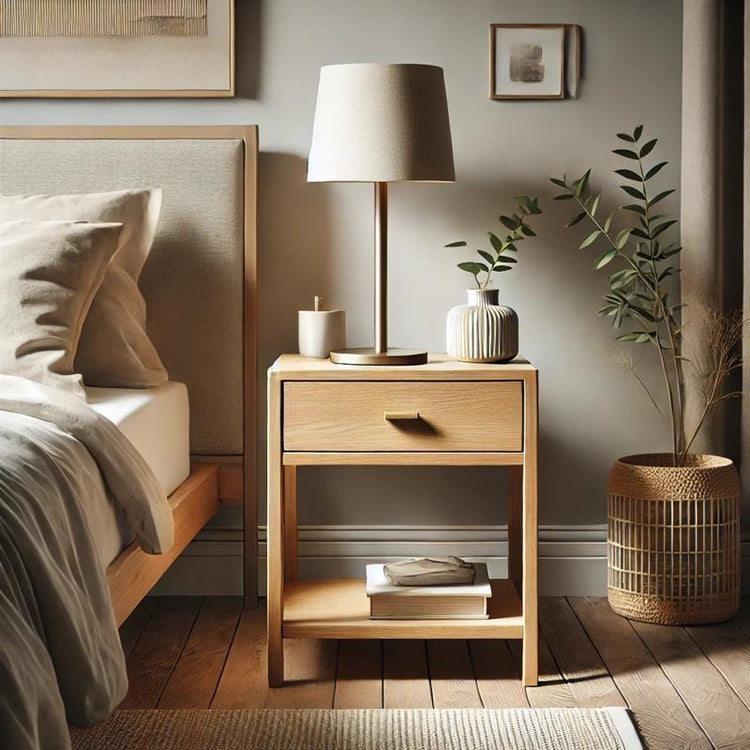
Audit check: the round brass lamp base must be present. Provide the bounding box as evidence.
[330,348,428,366]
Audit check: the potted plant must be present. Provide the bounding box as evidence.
[551,125,742,624]
[444,196,541,363]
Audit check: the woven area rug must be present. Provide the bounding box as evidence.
[70,707,643,749]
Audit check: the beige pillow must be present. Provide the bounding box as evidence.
[0,221,124,396]
[0,189,168,388]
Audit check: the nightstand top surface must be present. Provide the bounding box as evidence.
[269,353,536,380]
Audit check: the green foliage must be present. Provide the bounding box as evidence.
[550,124,692,463]
[444,196,542,289]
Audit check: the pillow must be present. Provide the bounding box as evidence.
[0,221,124,396]
[0,189,168,388]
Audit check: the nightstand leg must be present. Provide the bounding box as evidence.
[522,373,539,687]
[267,377,284,687]
[507,466,523,594]
[284,466,298,582]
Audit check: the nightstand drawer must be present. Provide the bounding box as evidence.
[283,381,523,452]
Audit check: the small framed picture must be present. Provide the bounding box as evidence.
[489,24,566,100]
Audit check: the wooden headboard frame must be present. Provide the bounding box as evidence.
[0,125,260,607]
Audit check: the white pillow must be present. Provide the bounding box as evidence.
[0,189,168,388]
[0,221,123,396]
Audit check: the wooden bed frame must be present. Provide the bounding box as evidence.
[0,126,259,625]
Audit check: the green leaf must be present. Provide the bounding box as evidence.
[520,224,536,237]
[566,212,587,228]
[639,138,657,157]
[594,248,617,269]
[617,132,635,142]
[488,232,503,253]
[499,215,518,231]
[615,168,642,181]
[549,177,568,188]
[644,161,668,180]
[648,189,675,207]
[622,203,646,216]
[553,193,575,201]
[499,255,517,263]
[603,210,615,232]
[661,245,682,258]
[615,228,632,249]
[494,265,513,272]
[478,250,494,265]
[444,240,467,248]
[589,193,601,217]
[573,169,591,197]
[613,148,639,160]
[631,228,650,240]
[458,261,487,275]
[633,124,643,141]
[617,331,644,342]
[651,220,677,238]
[505,243,518,252]
[579,230,601,249]
[620,185,646,200]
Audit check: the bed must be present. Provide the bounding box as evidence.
[0,125,259,623]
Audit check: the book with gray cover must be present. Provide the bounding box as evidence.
[366,563,492,620]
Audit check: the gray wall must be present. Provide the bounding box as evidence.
[0,0,683,532]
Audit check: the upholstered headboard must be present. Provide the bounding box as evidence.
[0,126,258,597]
[0,125,257,456]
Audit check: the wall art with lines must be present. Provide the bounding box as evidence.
[0,0,233,97]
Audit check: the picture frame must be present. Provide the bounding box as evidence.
[0,0,235,99]
[489,23,566,100]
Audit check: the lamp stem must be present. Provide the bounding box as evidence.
[374,181,388,354]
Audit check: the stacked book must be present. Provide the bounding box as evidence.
[365,562,492,620]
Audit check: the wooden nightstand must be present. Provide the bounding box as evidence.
[266,354,538,687]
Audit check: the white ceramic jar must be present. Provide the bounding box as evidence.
[446,288,518,363]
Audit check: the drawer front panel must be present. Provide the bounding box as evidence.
[283,381,523,452]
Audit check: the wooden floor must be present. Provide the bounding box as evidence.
[120,596,750,750]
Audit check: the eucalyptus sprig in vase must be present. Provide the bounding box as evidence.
[444,196,541,363]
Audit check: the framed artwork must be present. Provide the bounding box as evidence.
[489,24,566,100]
[0,0,235,98]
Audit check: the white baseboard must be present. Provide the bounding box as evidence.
[151,525,750,598]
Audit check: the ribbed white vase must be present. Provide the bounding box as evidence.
[446,288,518,363]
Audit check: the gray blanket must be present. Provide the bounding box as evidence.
[0,376,174,750]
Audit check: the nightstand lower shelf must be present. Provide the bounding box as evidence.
[282,578,523,639]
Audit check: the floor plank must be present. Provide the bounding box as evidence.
[118,596,158,659]
[383,641,432,709]
[427,639,482,708]
[687,622,750,711]
[120,596,202,709]
[509,637,577,708]
[735,599,750,639]
[470,639,529,708]
[158,597,242,709]
[570,597,712,750]
[540,598,626,708]
[333,640,382,708]
[633,619,750,749]
[211,607,268,709]
[263,639,337,709]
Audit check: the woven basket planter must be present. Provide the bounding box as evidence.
[607,453,740,625]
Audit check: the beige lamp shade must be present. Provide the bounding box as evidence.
[307,63,455,183]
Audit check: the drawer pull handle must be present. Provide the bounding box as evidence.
[384,411,420,421]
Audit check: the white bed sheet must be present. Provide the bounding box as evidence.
[82,382,190,567]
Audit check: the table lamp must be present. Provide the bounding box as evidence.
[307,63,455,365]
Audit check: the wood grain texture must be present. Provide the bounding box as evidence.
[570,597,711,750]
[632,619,750,748]
[211,607,268,709]
[735,598,750,639]
[107,465,219,627]
[283,381,523,453]
[158,597,241,709]
[120,597,201,709]
[333,640,382,708]
[283,451,524,466]
[282,579,523,639]
[510,637,577,708]
[118,597,157,659]
[427,640,482,708]
[263,639,337,709]
[540,598,626,707]
[687,622,750,710]
[284,466,298,583]
[470,639,529,708]
[383,641,432,708]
